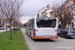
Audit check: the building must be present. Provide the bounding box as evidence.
[0,4,10,27]
[0,19,3,27]
[58,0,75,28]
[0,19,10,27]
[37,5,55,17]
[46,5,55,17]
[37,7,47,17]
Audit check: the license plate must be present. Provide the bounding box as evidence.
[43,36,49,37]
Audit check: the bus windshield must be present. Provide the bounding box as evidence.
[36,19,56,28]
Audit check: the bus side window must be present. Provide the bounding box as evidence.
[29,22,32,30]
[32,20,34,29]
[29,19,34,30]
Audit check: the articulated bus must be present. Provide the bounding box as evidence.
[25,16,58,39]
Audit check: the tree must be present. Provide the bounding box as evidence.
[57,9,72,29]
[53,1,73,29]
[13,17,20,34]
[0,0,24,39]
[73,0,75,3]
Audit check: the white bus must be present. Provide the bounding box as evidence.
[25,16,58,39]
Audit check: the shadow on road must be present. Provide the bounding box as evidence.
[33,39,57,42]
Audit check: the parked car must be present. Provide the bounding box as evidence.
[58,28,62,36]
[60,28,75,38]
[12,27,20,30]
[0,27,4,30]
[4,27,9,29]
[12,27,14,30]
[16,27,20,30]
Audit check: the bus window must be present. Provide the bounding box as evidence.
[32,20,34,29]
[29,19,34,30]
[36,20,56,28]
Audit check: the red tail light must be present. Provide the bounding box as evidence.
[57,29,58,35]
[67,30,68,33]
[34,29,36,35]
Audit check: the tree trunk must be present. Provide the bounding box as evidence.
[14,24,15,34]
[15,23,17,32]
[14,22,15,34]
[62,24,66,29]
[10,22,12,39]
[14,29,15,34]
[72,22,74,28]
[6,21,7,32]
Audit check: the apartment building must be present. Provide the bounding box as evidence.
[37,5,55,17]
[0,18,10,27]
[59,0,75,28]
[0,19,3,27]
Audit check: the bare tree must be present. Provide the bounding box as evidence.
[0,0,24,39]
[73,0,75,3]
[13,16,20,34]
[0,5,8,32]
[53,1,73,29]
[56,9,72,29]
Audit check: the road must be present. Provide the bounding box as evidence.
[21,28,75,50]
[0,29,9,33]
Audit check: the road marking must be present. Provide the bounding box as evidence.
[56,46,74,49]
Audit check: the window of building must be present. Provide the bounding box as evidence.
[62,8,64,12]
[65,4,67,7]
[68,0,71,1]
[74,9,75,15]
[70,3,71,4]
[74,19,75,25]
[70,1,73,5]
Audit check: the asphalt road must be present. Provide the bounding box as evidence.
[21,28,75,50]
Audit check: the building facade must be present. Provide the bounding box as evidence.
[0,19,4,27]
[58,0,75,28]
[0,19,10,27]
[37,7,47,17]
[37,5,55,17]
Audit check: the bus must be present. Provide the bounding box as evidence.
[25,16,58,39]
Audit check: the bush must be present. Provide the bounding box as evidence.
[58,24,62,28]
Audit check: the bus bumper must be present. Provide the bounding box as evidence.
[34,35,58,39]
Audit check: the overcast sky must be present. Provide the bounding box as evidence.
[20,0,65,24]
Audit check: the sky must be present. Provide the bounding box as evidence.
[20,0,65,24]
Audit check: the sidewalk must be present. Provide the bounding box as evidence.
[0,29,9,33]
